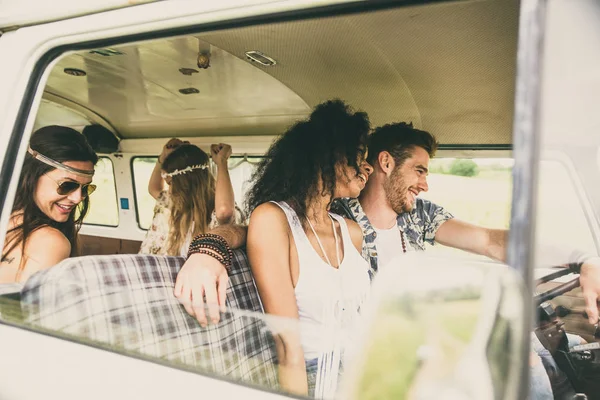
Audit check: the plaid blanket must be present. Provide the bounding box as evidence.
[20,250,278,389]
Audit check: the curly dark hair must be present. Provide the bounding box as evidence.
[245,100,370,221]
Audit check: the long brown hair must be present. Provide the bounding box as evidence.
[162,144,215,255]
[2,126,98,274]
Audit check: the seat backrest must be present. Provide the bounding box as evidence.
[21,249,278,387]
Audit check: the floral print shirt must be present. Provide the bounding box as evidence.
[139,190,244,256]
[330,197,454,279]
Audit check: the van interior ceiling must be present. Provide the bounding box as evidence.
[37,0,519,145]
[26,0,522,256]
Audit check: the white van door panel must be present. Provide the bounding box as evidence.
[0,323,289,400]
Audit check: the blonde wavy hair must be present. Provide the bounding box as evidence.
[162,144,215,256]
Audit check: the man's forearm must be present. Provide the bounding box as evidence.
[435,219,508,263]
[486,229,508,263]
[208,224,248,249]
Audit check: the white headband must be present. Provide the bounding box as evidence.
[27,146,95,178]
[161,164,209,179]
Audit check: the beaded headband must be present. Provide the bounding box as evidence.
[161,163,209,179]
[27,146,95,178]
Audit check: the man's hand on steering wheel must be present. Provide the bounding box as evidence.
[580,261,600,324]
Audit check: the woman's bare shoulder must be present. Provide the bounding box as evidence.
[25,227,71,263]
[248,202,291,246]
[249,202,288,223]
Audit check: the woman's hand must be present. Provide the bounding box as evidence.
[210,143,232,167]
[159,138,187,164]
[149,138,187,199]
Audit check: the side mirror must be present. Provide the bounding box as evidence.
[340,253,526,400]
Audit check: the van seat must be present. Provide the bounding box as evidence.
[20,250,278,387]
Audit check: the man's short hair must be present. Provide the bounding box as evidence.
[367,122,438,168]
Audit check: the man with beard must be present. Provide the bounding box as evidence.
[177,120,600,329]
[329,122,597,399]
[175,121,600,398]
[330,122,505,277]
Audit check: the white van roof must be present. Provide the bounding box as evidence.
[0,0,281,30]
[35,0,519,144]
[0,0,154,30]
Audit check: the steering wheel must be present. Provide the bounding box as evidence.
[533,264,600,397]
[535,265,581,307]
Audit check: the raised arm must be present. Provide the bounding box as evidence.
[148,138,184,199]
[211,143,235,224]
[174,224,247,325]
[247,203,307,395]
[435,218,508,262]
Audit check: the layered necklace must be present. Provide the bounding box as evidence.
[380,215,407,254]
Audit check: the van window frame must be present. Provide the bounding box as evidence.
[82,156,120,228]
[1,2,475,394]
[130,155,159,231]
[0,0,447,228]
[0,0,449,215]
[0,0,543,397]
[507,1,548,398]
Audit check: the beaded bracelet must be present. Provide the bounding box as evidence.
[189,233,226,248]
[187,241,230,262]
[188,249,228,267]
[193,235,232,261]
[187,245,229,267]
[187,233,233,271]
[187,237,231,258]
[190,243,229,261]
[199,233,229,247]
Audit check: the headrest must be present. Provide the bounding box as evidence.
[82,124,120,153]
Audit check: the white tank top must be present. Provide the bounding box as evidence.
[272,201,371,360]
[373,225,413,271]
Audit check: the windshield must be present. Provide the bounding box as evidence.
[0,252,524,399]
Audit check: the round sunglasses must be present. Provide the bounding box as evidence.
[45,175,97,197]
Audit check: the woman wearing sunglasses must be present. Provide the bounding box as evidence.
[0,125,98,283]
